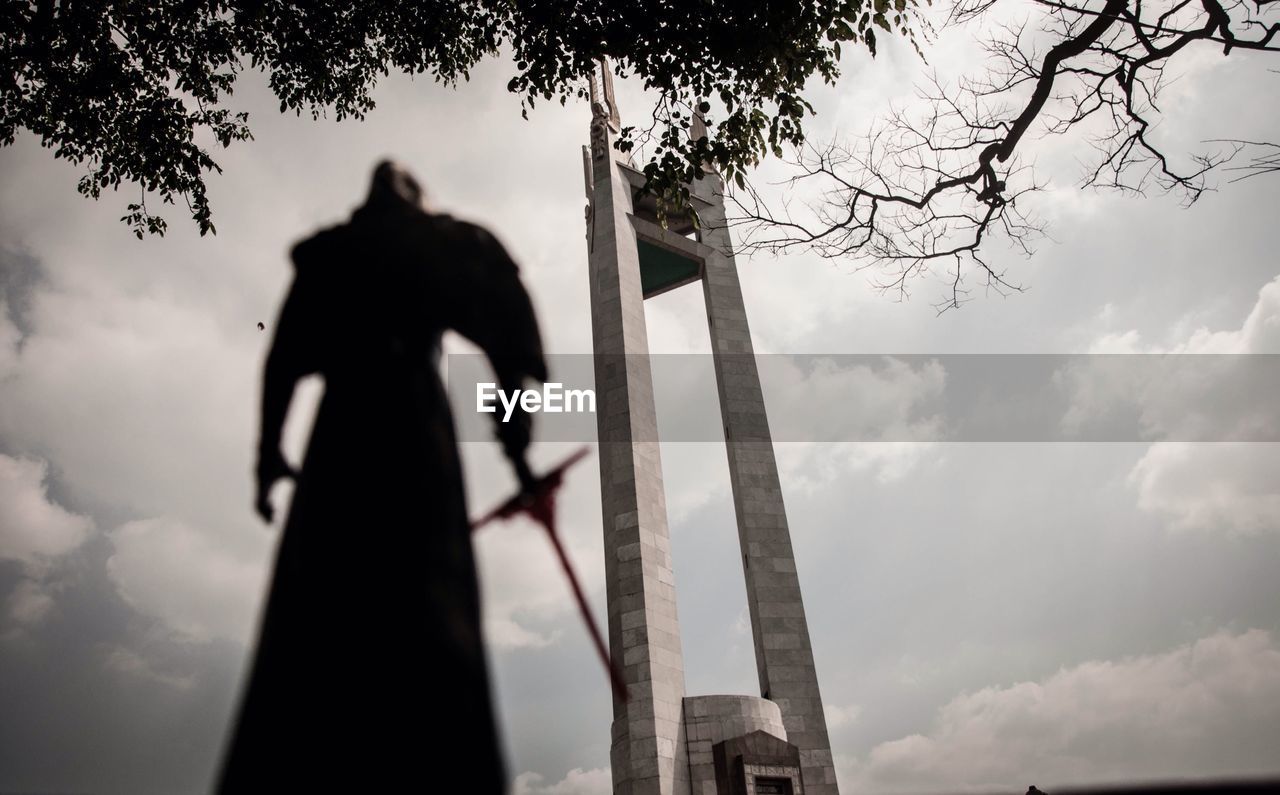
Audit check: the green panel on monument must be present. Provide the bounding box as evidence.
[638,239,701,297]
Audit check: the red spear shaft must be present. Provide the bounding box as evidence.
[471,447,628,703]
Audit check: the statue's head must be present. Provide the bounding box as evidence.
[365,159,426,212]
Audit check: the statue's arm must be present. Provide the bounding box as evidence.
[254,265,319,523]
[255,355,297,523]
[448,224,548,491]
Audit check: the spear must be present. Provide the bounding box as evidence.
[471,446,628,703]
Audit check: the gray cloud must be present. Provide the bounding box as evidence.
[1130,443,1280,535]
[0,244,43,344]
[0,453,93,569]
[0,453,93,637]
[842,629,1280,793]
[514,766,612,795]
[107,516,266,643]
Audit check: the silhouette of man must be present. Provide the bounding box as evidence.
[217,160,546,792]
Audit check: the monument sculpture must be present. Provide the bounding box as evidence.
[582,63,840,795]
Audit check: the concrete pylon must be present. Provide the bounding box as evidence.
[583,61,838,795]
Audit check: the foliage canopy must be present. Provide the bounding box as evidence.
[1,0,916,237]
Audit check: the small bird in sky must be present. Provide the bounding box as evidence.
[257,322,265,331]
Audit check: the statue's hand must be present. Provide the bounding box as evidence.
[254,447,297,524]
[512,455,538,496]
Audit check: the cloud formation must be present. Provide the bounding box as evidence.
[106,517,264,643]
[1130,443,1280,534]
[514,766,611,795]
[1089,275,1280,356]
[1061,275,1280,444]
[0,453,92,568]
[825,703,863,731]
[843,629,1280,793]
[0,453,93,629]
[1067,273,1280,534]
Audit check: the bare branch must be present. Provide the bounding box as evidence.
[734,0,1279,309]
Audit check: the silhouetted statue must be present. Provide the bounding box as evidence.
[217,161,546,792]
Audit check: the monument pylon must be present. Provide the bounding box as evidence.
[583,60,839,795]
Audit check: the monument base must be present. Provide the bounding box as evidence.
[684,696,804,795]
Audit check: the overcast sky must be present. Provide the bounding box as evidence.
[2,6,1279,795]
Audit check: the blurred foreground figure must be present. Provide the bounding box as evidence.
[218,161,545,792]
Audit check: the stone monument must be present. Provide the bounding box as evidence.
[583,61,839,795]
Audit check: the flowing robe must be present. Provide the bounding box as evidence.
[217,205,545,792]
